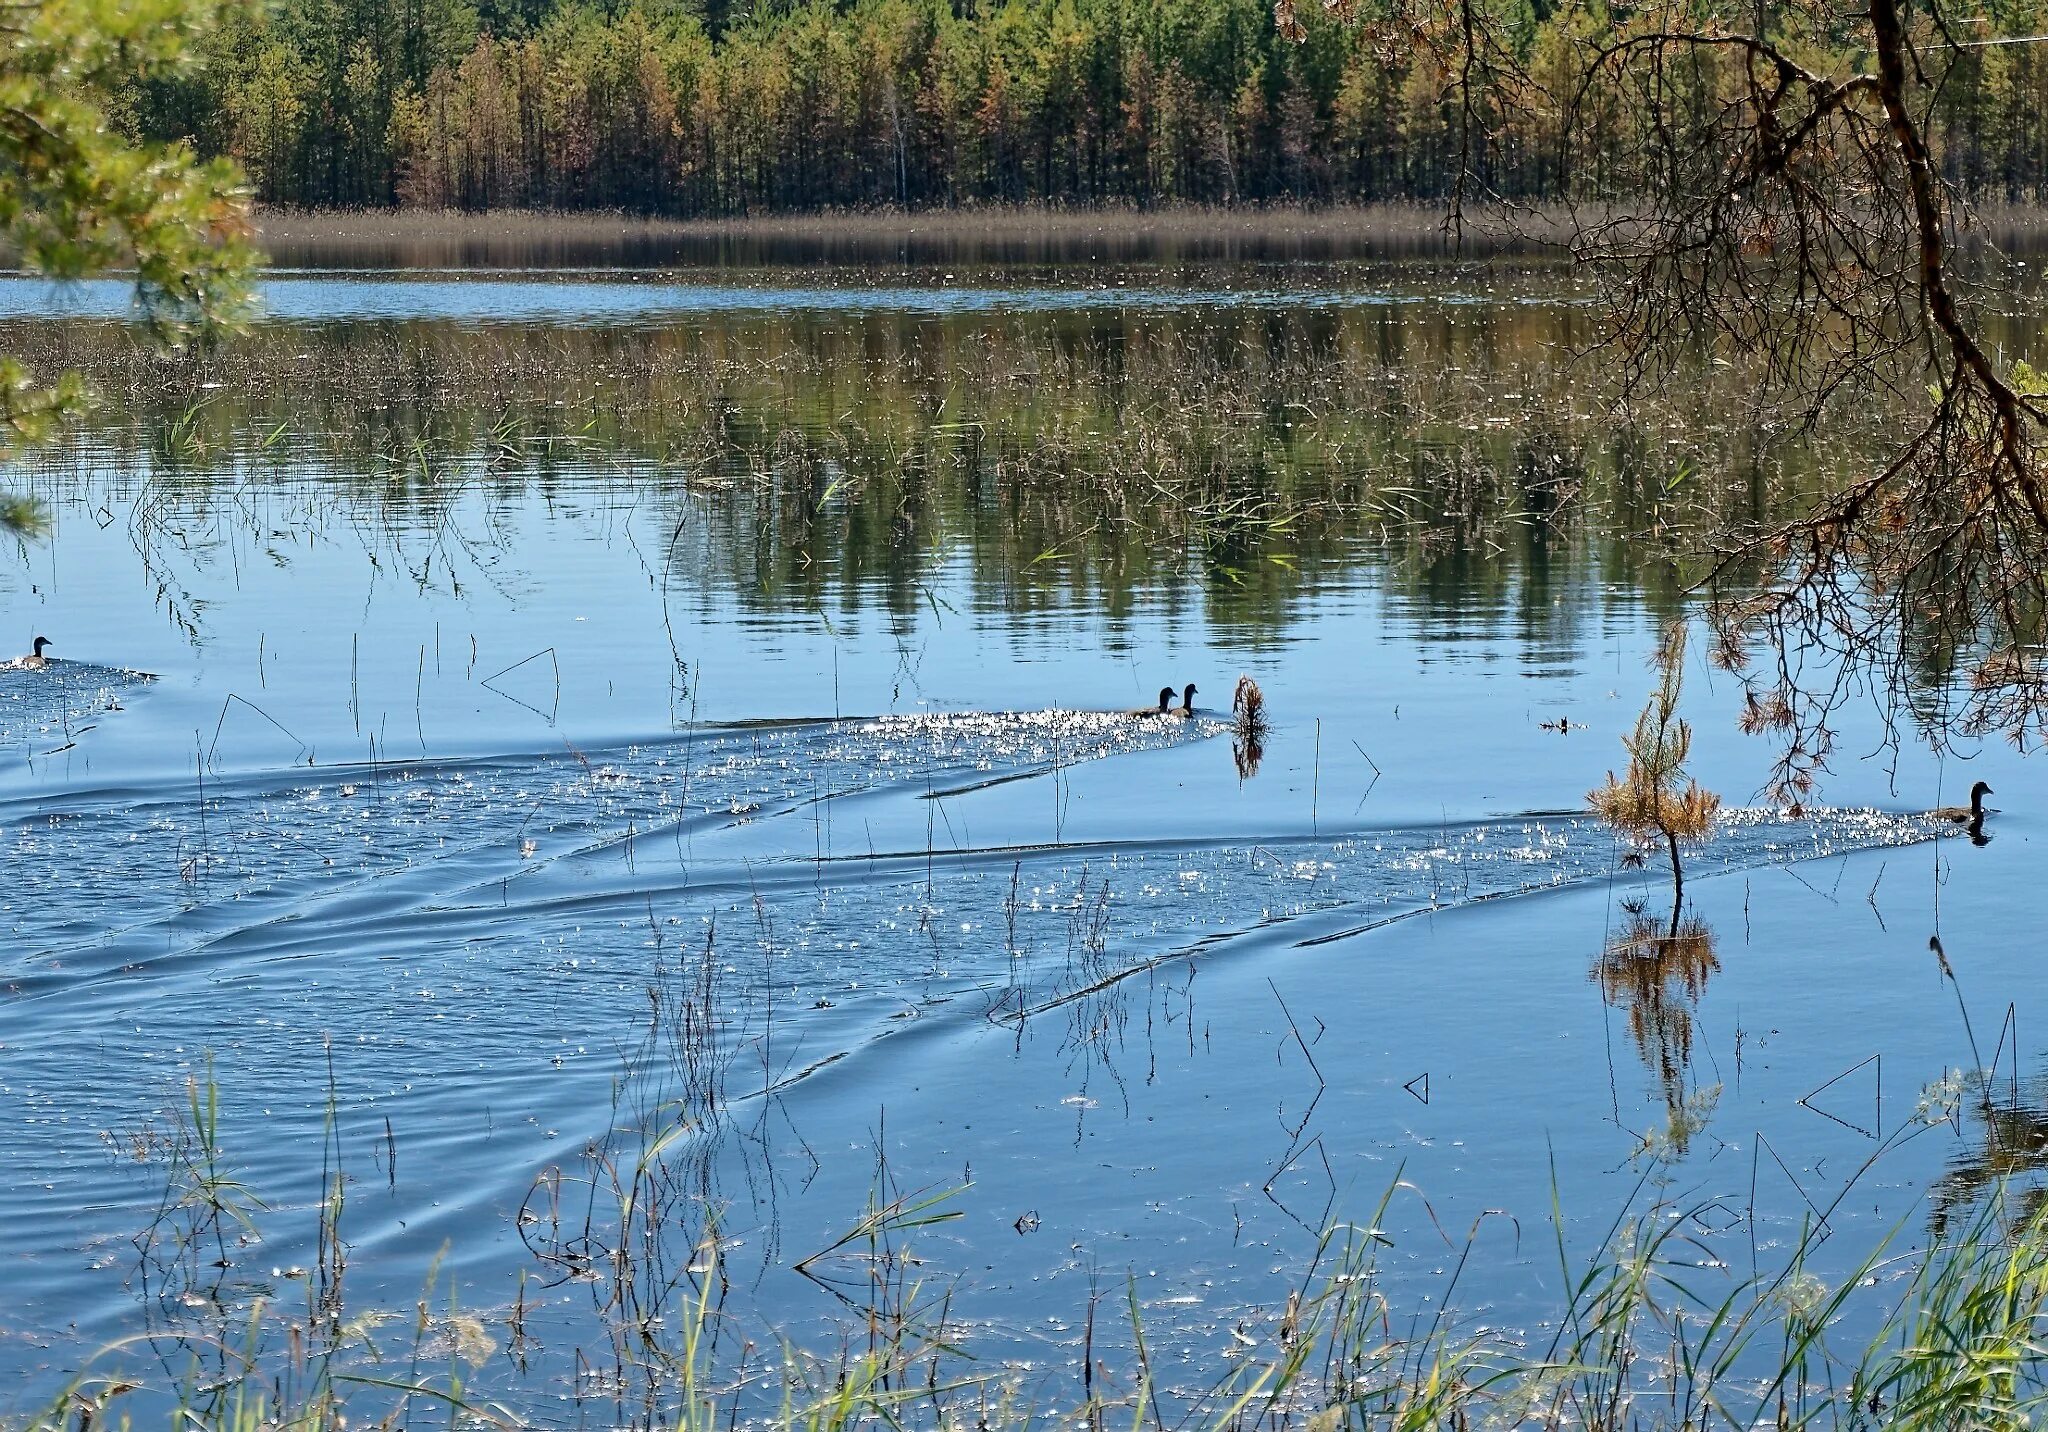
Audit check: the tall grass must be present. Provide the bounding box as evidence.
[247,204,1556,271]
[6,296,1848,634]
[26,1026,2048,1431]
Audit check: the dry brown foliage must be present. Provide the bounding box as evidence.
[1589,624,1723,904]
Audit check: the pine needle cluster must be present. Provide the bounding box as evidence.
[1589,624,1722,903]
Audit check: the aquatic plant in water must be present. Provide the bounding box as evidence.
[34,1053,2048,1431]
[1232,674,1268,779]
[1589,623,1722,909]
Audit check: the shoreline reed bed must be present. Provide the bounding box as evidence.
[25,992,2048,1432]
[229,203,2048,268]
[3,304,1896,665]
[242,204,1562,270]
[2,304,1870,549]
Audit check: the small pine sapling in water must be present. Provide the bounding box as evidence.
[1231,675,1267,779]
[1589,624,1722,909]
[1231,674,1267,738]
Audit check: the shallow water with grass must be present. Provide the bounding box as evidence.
[0,235,2042,1426]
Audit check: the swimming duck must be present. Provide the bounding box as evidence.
[1172,682,1198,718]
[1128,686,1174,717]
[1933,781,1994,824]
[9,636,51,670]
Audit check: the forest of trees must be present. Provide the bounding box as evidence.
[120,0,2048,217]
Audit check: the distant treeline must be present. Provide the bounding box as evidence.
[124,0,2048,215]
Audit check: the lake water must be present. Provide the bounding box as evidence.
[0,249,2038,1425]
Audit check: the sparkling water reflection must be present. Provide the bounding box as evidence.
[0,265,2038,1424]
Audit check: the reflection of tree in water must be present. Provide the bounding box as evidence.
[18,303,1820,652]
[1233,730,1264,780]
[1593,906,1720,1145]
[1931,1077,2048,1242]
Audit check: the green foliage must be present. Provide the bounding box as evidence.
[107,0,2048,216]
[0,0,257,340]
[0,0,257,537]
[1862,1192,2048,1428]
[112,0,1551,212]
[0,357,82,535]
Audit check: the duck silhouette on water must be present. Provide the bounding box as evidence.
[1128,686,1175,717]
[7,636,52,671]
[1934,780,1995,844]
[1933,781,1994,823]
[1170,682,1198,718]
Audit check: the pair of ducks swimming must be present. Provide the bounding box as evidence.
[1132,683,1198,718]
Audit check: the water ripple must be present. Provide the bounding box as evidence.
[0,660,155,757]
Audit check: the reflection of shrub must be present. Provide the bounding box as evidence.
[1595,909,1721,1133]
[1589,623,1722,904]
[1231,673,1267,735]
[0,493,46,537]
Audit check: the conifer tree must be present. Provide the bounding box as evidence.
[1590,624,1722,911]
[0,0,256,533]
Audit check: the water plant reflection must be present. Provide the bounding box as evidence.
[7,287,1796,653]
[1933,1076,2048,1242]
[1594,903,1722,1153]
